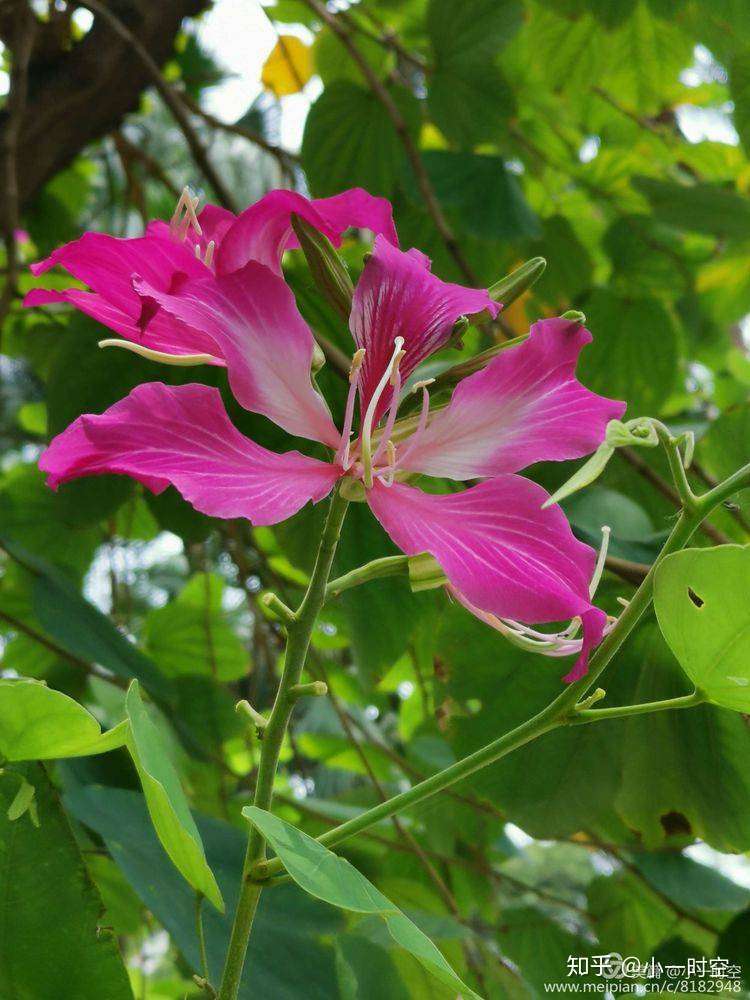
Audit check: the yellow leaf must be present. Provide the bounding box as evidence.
[262,35,313,97]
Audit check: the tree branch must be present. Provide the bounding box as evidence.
[0,0,213,225]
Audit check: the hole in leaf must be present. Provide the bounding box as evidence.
[660,811,692,837]
[687,587,704,608]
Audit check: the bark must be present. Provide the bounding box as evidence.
[0,0,209,226]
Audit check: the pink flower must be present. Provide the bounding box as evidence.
[30,191,625,681]
[24,186,397,363]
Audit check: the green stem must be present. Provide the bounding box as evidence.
[570,689,704,725]
[653,421,697,512]
[216,487,349,1000]
[195,893,210,983]
[256,487,735,880]
[325,554,409,599]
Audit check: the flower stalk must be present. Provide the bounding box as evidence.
[217,486,349,1000]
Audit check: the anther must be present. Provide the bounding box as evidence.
[169,185,203,242]
[349,347,366,383]
[411,377,435,394]
[389,350,405,386]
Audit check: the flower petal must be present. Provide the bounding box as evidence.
[134,261,341,448]
[216,188,397,275]
[399,317,626,479]
[25,231,218,359]
[40,382,340,526]
[367,476,605,674]
[288,189,398,250]
[350,236,500,422]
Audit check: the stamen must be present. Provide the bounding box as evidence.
[589,525,611,598]
[381,441,397,486]
[169,186,203,242]
[338,348,366,470]
[98,339,214,367]
[194,239,216,268]
[361,337,405,489]
[392,378,434,471]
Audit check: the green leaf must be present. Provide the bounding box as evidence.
[0,764,133,999]
[588,870,677,960]
[633,852,750,914]
[577,289,678,416]
[301,81,418,198]
[143,573,250,681]
[497,907,592,994]
[313,27,390,86]
[427,0,522,64]
[0,678,127,762]
[404,152,540,241]
[633,177,750,239]
[64,784,342,999]
[427,63,516,147]
[125,681,223,911]
[425,0,521,145]
[698,405,750,517]
[654,546,750,711]
[615,624,750,852]
[243,806,482,999]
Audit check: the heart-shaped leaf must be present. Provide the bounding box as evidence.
[654,545,750,712]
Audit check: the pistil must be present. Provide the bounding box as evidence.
[360,337,405,489]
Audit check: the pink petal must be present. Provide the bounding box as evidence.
[350,236,500,422]
[367,476,606,674]
[215,188,397,275]
[39,382,341,526]
[399,317,626,479]
[287,189,398,250]
[134,262,340,447]
[25,231,218,359]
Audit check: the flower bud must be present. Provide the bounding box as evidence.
[291,213,354,321]
[488,256,546,308]
[408,552,447,592]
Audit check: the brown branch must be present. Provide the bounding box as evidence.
[0,0,210,220]
[112,130,180,198]
[0,1,35,339]
[78,0,236,211]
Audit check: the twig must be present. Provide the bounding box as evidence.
[78,0,237,211]
[0,1,35,341]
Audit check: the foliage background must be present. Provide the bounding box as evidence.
[1,0,750,996]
